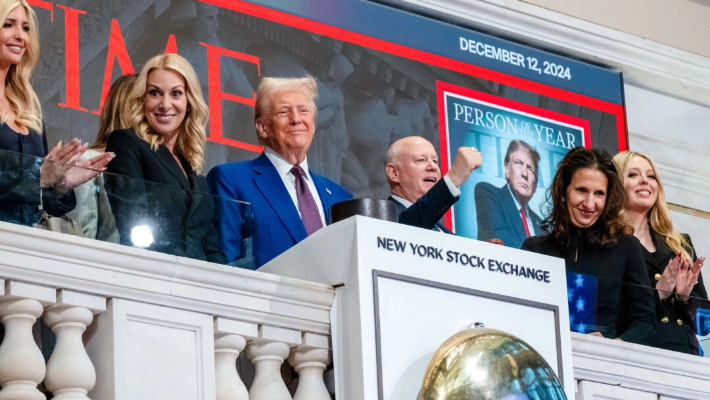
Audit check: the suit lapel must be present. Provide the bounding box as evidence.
[153,146,190,190]
[252,153,307,242]
[501,185,527,243]
[313,173,336,222]
[648,231,674,274]
[388,196,407,217]
[530,211,543,236]
[185,169,206,222]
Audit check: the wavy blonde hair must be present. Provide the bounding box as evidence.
[613,151,692,261]
[126,54,208,174]
[0,0,42,133]
[91,74,136,151]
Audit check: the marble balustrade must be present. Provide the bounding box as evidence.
[0,222,333,400]
[0,221,708,399]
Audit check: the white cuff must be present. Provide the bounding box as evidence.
[443,174,461,197]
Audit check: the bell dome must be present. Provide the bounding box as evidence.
[417,328,567,400]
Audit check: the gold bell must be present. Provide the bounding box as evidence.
[661,317,669,323]
[417,328,566,400]
[677,319,683,326]
[654,273,661,281]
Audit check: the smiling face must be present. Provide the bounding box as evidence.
[387,137,441,203]
[565,168,608,228]
[256,89,315,163]
[623,156,658,214]
[505,148,537,206]
[0,5,29,70]
[143,68,187,141]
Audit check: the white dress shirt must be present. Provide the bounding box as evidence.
[507,184,534,235]
[264,147,326,225]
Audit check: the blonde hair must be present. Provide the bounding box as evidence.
[126,54,208,174]
[613,151,692,261]
[91,74,137,151]
[254,75,318,145]
[0,0,42,133]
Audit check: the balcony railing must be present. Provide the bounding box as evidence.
[0,149,709,399]
[0,221,708,399]
[0,148,254,269]
[0,221,333,399]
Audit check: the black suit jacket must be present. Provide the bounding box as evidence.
[475,182,543,249]
[643,232,708,355]
[389,179,457,234]
[522,228,655,345]
[105,128,225,263]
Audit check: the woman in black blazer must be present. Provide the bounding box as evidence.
[105,54,225,263]
[522,147,655,345]
[614,151,706,355]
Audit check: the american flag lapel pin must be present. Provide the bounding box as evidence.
[326,187,332,195]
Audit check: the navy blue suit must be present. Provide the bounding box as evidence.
[475,182,543,249]
[207,153,352,269]
[388,178,457,234]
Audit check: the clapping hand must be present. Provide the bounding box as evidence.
[41,139,115,192]
[40,139,83,189]
[656,254,683,300]
[59,151,115,191]
[676,256,705,302]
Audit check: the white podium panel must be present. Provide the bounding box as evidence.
[260,216,573,400]
[375,272,561,400]
[86,298,216,400]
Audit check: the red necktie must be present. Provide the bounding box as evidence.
[521,207,531,238]
[291,165,324,235]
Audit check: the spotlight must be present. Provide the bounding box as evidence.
[130,225,153,248]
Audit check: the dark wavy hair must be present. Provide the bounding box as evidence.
[542,147,632,248]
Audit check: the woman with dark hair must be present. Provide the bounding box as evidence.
[614,151,706,354]
[522,147,655,345]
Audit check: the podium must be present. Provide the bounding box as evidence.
[260,216,574,400]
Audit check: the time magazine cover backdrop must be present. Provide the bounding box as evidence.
[439,82,590,241]
[29,0,626,243]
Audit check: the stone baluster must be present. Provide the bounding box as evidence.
[214,318,257,400]
[246,325,302,400]
[0,280,56,400]
[288,333,331,400]
[43,289,106,400]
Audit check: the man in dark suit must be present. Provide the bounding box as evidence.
[475,140,543,248]
[207,76,352,269]
[385,136,482,233]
